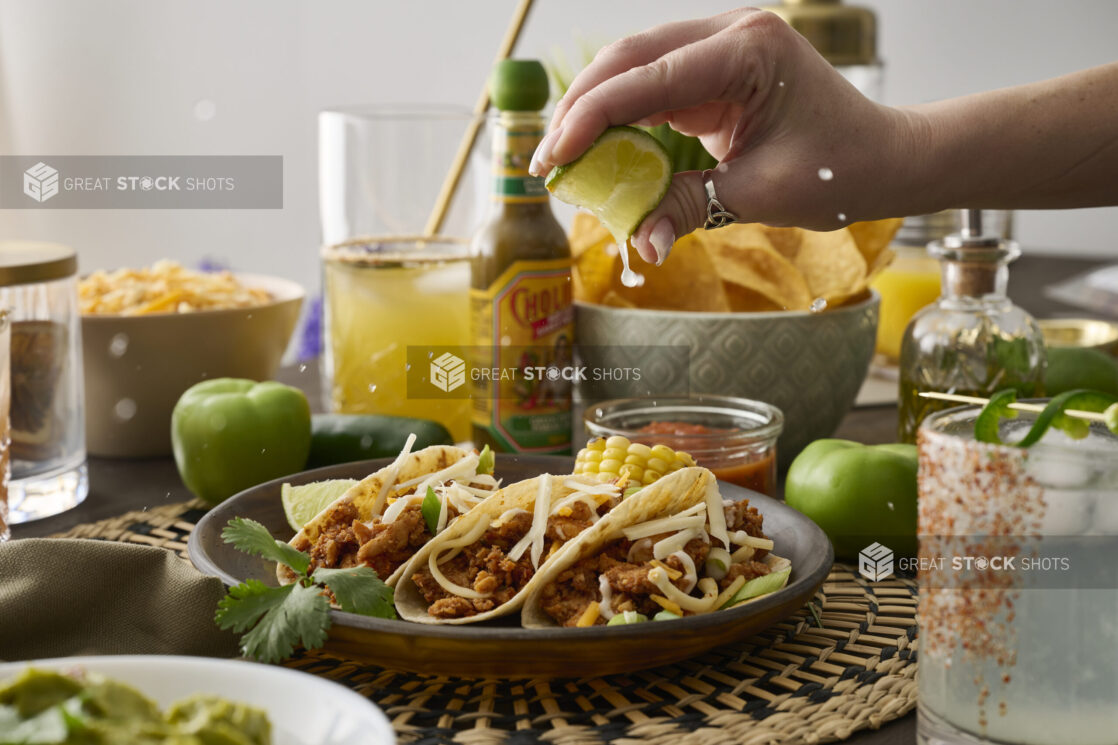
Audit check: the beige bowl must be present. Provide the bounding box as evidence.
[82,274,304,457]
[575,292,880,466]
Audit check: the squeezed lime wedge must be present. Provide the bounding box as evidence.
[546,126,672,287]
[281,479,358,532]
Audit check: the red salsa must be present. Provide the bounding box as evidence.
[637,420,777,497]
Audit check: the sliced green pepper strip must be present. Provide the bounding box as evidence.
[477,445,495,475]
[974,389,1019,444]
[421,486,442,535]
[976,389,1118,447]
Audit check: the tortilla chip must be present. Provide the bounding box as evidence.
[847,218,903,268]
[724,283,785,312]
[610,232,730,312]
[818,246,896,309]
[599,290,637,308]
[573,238,617,305]
[569,212,611,259]
[760,225,803,260]
[705,237,813,311]
[793,229,868,301]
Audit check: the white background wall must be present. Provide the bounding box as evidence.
[0,0,1115,298]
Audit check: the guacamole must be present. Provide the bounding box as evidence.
[0,668,271,745]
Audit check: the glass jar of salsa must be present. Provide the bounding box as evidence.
[583,395,783,497]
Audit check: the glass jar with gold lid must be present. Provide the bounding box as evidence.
[0,241,88,523]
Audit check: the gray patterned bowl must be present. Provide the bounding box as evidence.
[575,291,880,465]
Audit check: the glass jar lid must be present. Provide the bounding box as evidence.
[0,241,77,287]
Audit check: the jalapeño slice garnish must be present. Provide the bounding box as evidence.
[975,389,1118,447]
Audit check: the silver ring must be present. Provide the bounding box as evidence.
[702,170,738,230]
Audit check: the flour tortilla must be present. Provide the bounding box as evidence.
[276,445,473,587]
[521,466,790,628]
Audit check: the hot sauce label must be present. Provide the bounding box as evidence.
[471,258,573,453]
[493,122,548,204]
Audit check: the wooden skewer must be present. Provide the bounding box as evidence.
[918,391,1109,422]
[423,0,535,237]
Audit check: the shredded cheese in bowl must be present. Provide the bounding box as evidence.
[79,260,272,315]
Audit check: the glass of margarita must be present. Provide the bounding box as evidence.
[917,404,1118,745]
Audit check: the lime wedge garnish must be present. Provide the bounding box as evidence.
[546,127,672,286]
[281,479,358,532]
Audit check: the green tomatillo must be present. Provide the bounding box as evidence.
[172,378,312,505]
[784,439,918,559]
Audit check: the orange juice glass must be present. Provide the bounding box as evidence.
[870,245,941,362]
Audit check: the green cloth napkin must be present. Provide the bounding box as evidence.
[0,538,240,661]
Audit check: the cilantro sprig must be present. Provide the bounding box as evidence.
[215,518,395,663]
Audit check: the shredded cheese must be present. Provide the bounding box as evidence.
[380,493,424,524]
[649,559,682,581]
[562,478,619,496]
[705,481,730,548]
[652,528,702,560]
[549,492,604,520]
[597,575,615,620]
[650,594,682,616]
[576,602,600,627]
[427,550,489,600]
[729,532,774,551]
[396,452,479,492]
[713,575,747,609]
[490,508,529,528]
[370,433,417,515]
[508,475,553,566]
[622,507,706,541]
[731,545,756,563]
[647,567,719,613]
[671,550,698,593]
[456,483,499,498]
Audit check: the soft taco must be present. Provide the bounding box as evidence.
[393,473,627,624]
[522,466,790,628]
[277,439,500,588]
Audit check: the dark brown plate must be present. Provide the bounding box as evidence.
[188,455,833,678]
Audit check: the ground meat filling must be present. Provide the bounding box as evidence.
[305,496,462,579]
[412,500,607,619]
[541,498,772,626]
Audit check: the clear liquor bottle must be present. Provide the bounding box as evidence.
[898,210,1045,442]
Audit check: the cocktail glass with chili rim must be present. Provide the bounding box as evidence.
[583,395,782,497]
[916,404,1118,745]
[318,106,486,441]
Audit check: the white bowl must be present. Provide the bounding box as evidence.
[0,655,394,745]
[82,273,304,457]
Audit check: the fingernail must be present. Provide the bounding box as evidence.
[649,217,675,266]
[530,127,562,176]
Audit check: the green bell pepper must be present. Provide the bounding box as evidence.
[172,378,312,505]
[784,439,918,560]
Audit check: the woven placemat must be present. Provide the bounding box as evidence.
[54,501,919,745]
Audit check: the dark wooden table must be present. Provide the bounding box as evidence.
[12,253,1111,745]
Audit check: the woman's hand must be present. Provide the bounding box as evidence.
[530,8,918,264]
